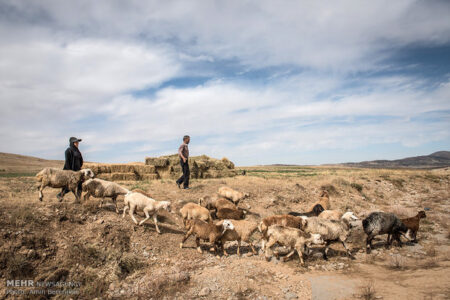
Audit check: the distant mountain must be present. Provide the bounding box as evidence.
[0,152,63,173]
[342,151,450,169]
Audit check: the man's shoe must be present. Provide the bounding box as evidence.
[183,187,190,190]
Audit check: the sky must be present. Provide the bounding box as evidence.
[0,0,449,166]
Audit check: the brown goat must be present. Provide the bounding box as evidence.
[401,211,426,242]
[216,207,245,220]
[308,190,330,212]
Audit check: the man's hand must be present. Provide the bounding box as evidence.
[182,157,186,163]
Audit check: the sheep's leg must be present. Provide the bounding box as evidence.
[264,237,277,261]
[129,205,138,225]
[341,240,354,259]
[295,246,305,265]
[394,233,402,247]
[196,237,203,254]
[283,250,296,262]
[72,188,80,203]
[237,240,241,256]
[83,192,90,202]
[112,196,119,214]
[152,214,161,234]
[99,197,104,208]
[366,235,373,254]
[323,241,331,260]
[38,185,45,201]
[122,205,128,218]
[250,242,257,255]
[139,208,150,226]
[180,228,194,249]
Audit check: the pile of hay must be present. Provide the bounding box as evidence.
[84,155,238,181]
[145,154,238,179]
[83,163,159,181]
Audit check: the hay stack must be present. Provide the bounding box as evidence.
[83,155,238,181]
[144,154,238,179]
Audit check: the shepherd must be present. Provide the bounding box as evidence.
[57,137,83,201]
[176,135,190,190]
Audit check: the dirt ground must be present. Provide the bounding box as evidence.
[0,165,449,299]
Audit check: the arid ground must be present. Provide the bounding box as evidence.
[0,154,449,299]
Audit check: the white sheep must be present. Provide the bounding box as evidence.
[36,168,94,202]
[303,212,358,260]
[82,178,130,213]
[264,225,324,265]
[122,192,171,233]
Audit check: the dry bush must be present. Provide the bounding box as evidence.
[1,252,34,277]
[358,281,377,300]
[388,254,407,270]
[117,253,146,279]
[320,184,338,195]
[351,183,363,193]
[421,258,439,269]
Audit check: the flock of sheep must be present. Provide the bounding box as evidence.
[35,167,427,265]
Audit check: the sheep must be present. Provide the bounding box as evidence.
[180,202,212,227]
[308,190,330,211]
[264,225,324,265]
[302,212,357,260]
[218,186,249,204]
[401,211,426,242]
[288,204,324,217]
[36,168,94,202]
[362,212,409,254]
[216,207,245,220]
[216,219,259,256]
[199,195,236,211]
[82,178,130,213]
[258,214,307,237]
[122,191,171,233]
[258,214,307,249]
[179,219,234,254]
[319,210,359,221]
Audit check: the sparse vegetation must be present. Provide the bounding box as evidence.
[358,281,377,300]
[351,182,363,192]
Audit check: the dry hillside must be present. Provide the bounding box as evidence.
[0,155,449,299]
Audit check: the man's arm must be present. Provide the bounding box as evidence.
[178,145,186,162]
[65,148,73,170]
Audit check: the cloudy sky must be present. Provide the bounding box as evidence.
[0,0,449,165]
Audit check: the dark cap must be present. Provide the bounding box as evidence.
[69,137,82,143]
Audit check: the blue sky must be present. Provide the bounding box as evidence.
[0,0,449,165]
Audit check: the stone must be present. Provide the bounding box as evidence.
[285,292,298,299]
[198,287,211,297]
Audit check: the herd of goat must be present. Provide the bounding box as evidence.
[35,167,427,265]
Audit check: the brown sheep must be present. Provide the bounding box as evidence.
[216,219,259,256]
[199,195,236,211]
[308,190,330,212]
[218,187,249,204]
[216,207,245,220]
[401,211,426,242]
[179,202,212,227]
[179,219,234,254]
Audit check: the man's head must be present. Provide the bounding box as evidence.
[183,135,190,144]
[69,137,82,148]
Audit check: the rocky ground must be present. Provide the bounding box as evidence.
[0,166,449,299]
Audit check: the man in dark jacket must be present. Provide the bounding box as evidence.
[58,137,84,201]
[176,135,190,189]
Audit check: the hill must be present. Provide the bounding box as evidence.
[342,151,450,169]
[0,152,63,174]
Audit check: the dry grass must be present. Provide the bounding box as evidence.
[388,254,407,270]
[357,281,377,300]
